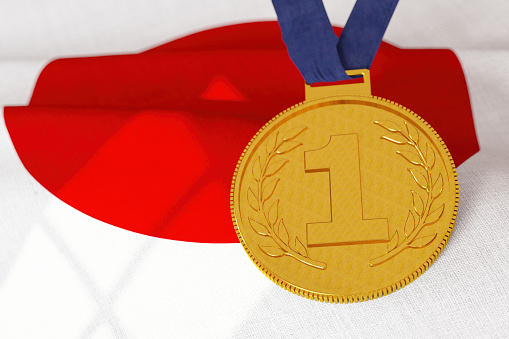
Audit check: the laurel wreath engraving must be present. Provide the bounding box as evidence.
[247,126,327,270]
[369,120,444,267]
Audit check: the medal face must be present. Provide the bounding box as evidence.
[231,95,458,302]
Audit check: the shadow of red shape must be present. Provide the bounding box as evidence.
[4,22,478,243]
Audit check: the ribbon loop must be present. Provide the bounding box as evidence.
[272,0,399,84]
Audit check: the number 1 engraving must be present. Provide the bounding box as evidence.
[305,134,388,247]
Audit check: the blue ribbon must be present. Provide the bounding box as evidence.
[272,0,399,84]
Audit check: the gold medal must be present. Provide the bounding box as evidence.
[231,70,458,302]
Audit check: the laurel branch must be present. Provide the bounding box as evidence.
[370,120,444,267]
[247,127,327,270]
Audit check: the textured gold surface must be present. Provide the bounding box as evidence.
[231,72,458,303]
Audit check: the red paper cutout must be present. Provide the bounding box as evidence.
[4,22,479,243]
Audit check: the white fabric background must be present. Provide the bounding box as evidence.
[0,0,508,338]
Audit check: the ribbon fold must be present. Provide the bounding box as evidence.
[272,0,399,84]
